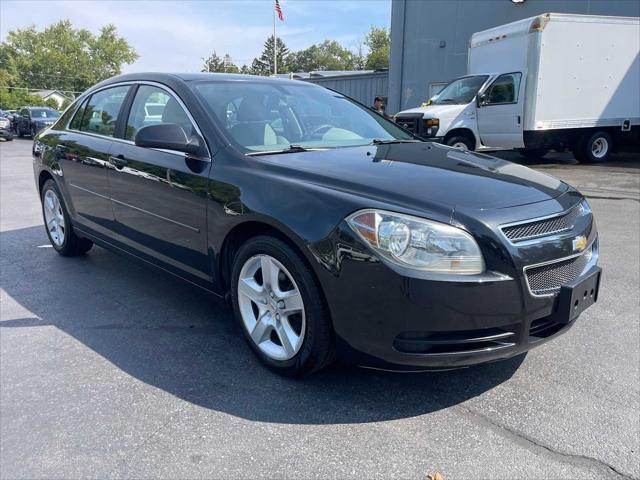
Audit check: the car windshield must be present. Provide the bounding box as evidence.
[432,75,489,105]
[192,81,414,152]
[31,109,59,119]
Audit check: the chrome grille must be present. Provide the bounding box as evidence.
[502,206,580,242]
[525,245,593,296]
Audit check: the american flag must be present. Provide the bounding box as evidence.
[275,0,284,21]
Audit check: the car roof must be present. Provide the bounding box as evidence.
[96,72,309,89]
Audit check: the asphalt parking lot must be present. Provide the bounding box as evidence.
[1,137,638,479]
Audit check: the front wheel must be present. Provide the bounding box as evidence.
[41,179,93,256]
[445,135,474,151]
[230,236,334,377]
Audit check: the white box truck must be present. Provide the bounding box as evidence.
[394,13,640,162]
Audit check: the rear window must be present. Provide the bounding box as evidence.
[79,86,130,137]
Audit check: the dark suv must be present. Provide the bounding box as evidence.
[15,106,60,138]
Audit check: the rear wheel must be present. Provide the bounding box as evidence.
[575,131,612,163]
[445,135,474,151]
[41,179,93,256]
[230,235,334,377]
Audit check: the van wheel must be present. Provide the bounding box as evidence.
[517,148,549,160]
[41,179,93,256]
[575,131,612,163]
[230,235,334,377]
[445,135,474,151]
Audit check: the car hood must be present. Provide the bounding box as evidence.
[396,104,467,119]
[255,142,568,212]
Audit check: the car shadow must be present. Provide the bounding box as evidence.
[1,225,524,425]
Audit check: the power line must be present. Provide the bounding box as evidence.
[2,86,84,94]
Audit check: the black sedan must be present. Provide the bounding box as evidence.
[32,73,601,376]
[16,106,60,138]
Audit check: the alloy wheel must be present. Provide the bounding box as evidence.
[451,141,468,150]
[43,189,66,246]
[237,254,306,361]
[591,137,609,159]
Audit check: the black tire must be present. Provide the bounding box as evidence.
[40,179,93,256]
[4,137,13,141]
[445,134,474,151]
[575,131,612,164]
[230,235,334,377]
[517,148,549,160]
[17,126,24,138]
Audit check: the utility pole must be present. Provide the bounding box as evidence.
[273,0,277,75]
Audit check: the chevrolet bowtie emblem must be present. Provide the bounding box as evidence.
[573,235,587,252]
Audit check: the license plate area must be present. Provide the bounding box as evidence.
[553,266,602,324]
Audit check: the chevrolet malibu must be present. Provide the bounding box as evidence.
[32,73,601,376]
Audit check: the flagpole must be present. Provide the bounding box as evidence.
[273,0,277,75]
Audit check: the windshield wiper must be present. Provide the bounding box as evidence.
[437,98,455,103]
[370,139,423,145]
[246,145,328,156]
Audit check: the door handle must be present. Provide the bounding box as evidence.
[108,155,128,169]
[517,115,521,125]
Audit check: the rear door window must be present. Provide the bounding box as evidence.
[69,98,89,130]
[79,86,130,137]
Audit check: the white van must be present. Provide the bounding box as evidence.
[393,13,640,162]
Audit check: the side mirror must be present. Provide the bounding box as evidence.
[477,93,487,107]
[135,123,205,157]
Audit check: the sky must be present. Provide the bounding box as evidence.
[0,0,392,73]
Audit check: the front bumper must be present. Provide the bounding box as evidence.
[0,127,13,139]
[310,197,600,371]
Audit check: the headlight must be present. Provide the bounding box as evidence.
[578,199,591,216]
[346,209,485,274]
[424,118,439,127]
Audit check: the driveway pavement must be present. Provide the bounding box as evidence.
[1,138,638,479]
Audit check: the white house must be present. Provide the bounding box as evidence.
[31,90,72,109]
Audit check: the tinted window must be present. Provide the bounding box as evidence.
[69,98,89,130]
[80,86,129,137]
[55,99,81,128]
[125,85,194,141]
[193,81,413,152]
[485,73,522,105]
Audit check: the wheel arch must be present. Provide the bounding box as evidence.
[443,128,477,150]
[217,219,323,295]
[38,170,55,195]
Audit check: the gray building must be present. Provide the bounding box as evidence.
[300,70,389,107]
[389,0,640,113]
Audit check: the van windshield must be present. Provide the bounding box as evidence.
[433,76,489,105]
[30,108,59,119]
[192,81,415,153]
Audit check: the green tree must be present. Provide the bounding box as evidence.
[289,40,359,72]
[44,98,59,109]
[250,35,290,76]
[1,20,137,93]
[0,88,46,110]
[202,51,239,73]
[364,26,390,70]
